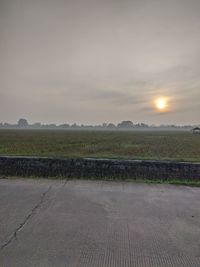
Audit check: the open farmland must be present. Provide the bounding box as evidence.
[0,129,200,162]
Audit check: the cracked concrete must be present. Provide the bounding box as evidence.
[0,179,200,267]
[0,185,52,251]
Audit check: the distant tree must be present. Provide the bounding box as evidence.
[117,121,134,128]
[18,118,29,127]
[107,123,116,128]
[139,123,149,128]
[71,123,78,128]
[3,123,10,127]
[59,123,70,128]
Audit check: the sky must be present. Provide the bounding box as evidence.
[0,0,200,125]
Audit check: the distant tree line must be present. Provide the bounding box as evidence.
[0,118,198,130]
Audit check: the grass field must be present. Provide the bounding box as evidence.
[0,129,200,162]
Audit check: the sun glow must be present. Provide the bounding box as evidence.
[154,97,169,112]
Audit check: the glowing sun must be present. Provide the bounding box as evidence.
[154,97,169,112]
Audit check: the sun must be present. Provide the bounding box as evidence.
[154,97,169,111]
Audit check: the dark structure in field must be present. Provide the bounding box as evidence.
[192,127,200,134]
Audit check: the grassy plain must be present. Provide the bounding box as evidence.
[0,129,200,162]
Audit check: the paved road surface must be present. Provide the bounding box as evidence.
[0,178,200,267]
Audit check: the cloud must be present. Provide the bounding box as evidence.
[0,0,200,124]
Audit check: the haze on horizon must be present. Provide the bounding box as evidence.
[0,0,200,125]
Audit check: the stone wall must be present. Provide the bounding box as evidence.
[0,156,200,181]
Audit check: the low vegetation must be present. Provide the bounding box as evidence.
[0,129,200,162]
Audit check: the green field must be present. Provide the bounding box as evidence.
[0,129,200,162]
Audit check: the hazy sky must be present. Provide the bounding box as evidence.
[0,0,200,125]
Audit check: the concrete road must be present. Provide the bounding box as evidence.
[0,179,200,267]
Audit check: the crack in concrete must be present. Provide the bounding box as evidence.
[0,185,52,251]
[63,178,69,187]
